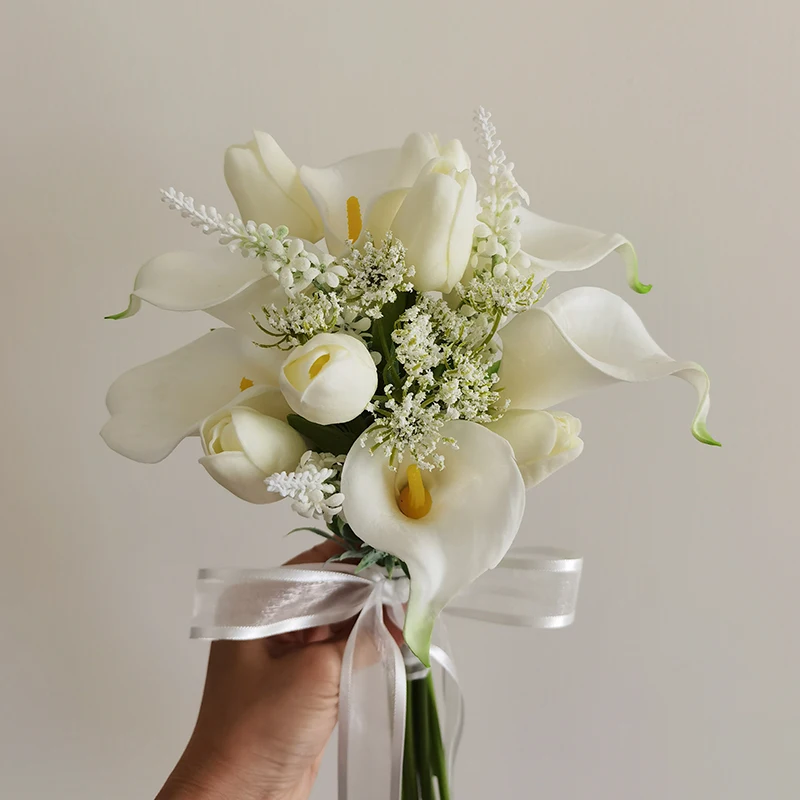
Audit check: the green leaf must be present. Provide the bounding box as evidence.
[487,359,502,377]
[287,526,335,540]
[355,549,386,572]
[328,551,361,563]
[342,412,373,440]
[372,291,411,391]
[104,294,141,320]
[338,522,366,551]
[287,414,357,455]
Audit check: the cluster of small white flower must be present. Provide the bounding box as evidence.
[459,269,546,317]
[367,294,503,470]
[256,290,344,349]
[457,108,545,319]
[339,233,415,319]
[264,234,348,293]
[367,391,452,471]
[254,233,414,351]
[391,303,442,385]
[264,451,345,522]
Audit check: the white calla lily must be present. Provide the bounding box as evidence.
[280,333,377,425]
[517,207,650,293]
[101,329,286,463]
[499,286,719,446]
[299,133,468,255]
[300,148,411,256]
[341,421,525,665]
[105,249,270,321]
[224,131,323,242]
[199,392,305,504]
[487,409,584,487]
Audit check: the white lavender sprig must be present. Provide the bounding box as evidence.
[159,188,346,294]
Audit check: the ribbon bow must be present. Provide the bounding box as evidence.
[190,545,583,799]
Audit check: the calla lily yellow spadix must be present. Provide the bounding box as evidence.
[397,464,433,519]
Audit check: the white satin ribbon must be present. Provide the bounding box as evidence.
[190,546,582,800]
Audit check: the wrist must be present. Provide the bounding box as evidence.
[156,743,305,800]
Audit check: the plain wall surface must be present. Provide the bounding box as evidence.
[1,1,797,797]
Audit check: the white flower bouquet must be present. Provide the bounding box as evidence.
[102,108,718,799]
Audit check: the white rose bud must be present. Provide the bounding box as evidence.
[199,406,306,504]
[224,131,323,242]
[487,409,584,488]
[390,157,478,293]
[280,333,378,425]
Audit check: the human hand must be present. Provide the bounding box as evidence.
[156,540,352,800]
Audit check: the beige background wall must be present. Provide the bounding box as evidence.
[1,1,797,797]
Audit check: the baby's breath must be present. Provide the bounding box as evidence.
[339,233,414,319]
[368,293,504,469]
[253,232,413,351]
[254,290,344,349]
[458,268,547,318]
[366,392,450,471]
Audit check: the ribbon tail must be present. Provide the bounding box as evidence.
[430,623,465,779]
[339,589,406,800]
[445,546,583,628]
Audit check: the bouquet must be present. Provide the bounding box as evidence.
[101,108,718,798]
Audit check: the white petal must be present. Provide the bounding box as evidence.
[200,386,294,441]
[499,287,719,446]
[299,133,438,255]
[101,329,285,463]
[204,277,288,344]
[389,162,478,293]
[358,188,409,245]
[341,421,525,664]
[224,131,323,241]
[199,452,281,504]
[279,333,378,425]
[229,408,306,475]
[392,133,442,185]
[106,249,265,320]
[487,410,584,487]
[517,207,651,293]
[300,148,403,254]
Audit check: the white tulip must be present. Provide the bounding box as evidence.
[487,409,584,487]
[341,421,525,664]
[199,397,306,504]
[225,131,323,242]
[279,333,378,425]
[390,158,478,293]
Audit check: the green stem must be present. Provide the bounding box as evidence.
[402,679,419,800]
[426,674,450,800]
[412,678,435,800]
[481,308,503,348]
